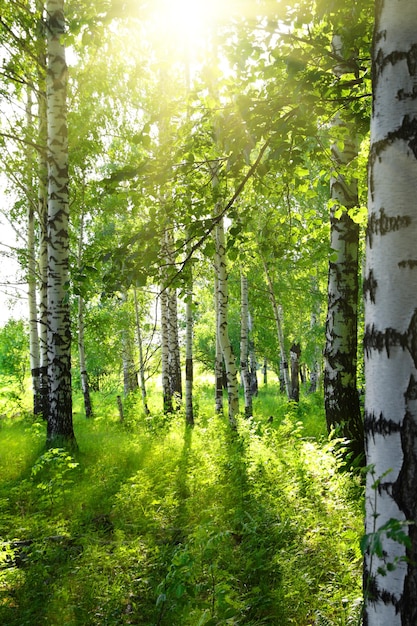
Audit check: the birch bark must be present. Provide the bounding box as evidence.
[215,213,239,427]
[364,3,417,623]
[77,210,93,418]
[263,260,291,399]
[323,33,363,460]
[45,0,76,447]
[240,273,252,417]
[133,288,150,416]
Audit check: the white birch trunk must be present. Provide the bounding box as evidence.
[165,230,182,403]
[214,272,224,414]
[263,260,291,399]
[25,87,41,414]
[323,33,362,458]
[133,288,150,416]
[45,0,75,447]
[37,49,49,420]
[160,285,172,413]
[248,311,258,397]
[215,215,239,427]
[240,273,252,417]
[185,257,194,426]
[364,4,417,623]
[121,294,138,396]
[77,210,93,418]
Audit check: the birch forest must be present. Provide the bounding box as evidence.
[1,1,417,624]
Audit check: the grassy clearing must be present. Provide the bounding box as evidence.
[0,383,363,625]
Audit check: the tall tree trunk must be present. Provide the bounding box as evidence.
[240,273,252,417]
[214,272,224,414]
[215,214,239,428]
[167,286,182,403]
[290,342,301,402]
[160,285,173,413]
[263,260,291,399]
[77,209,93,418]
[28,197,41,414]
[45,0,76,448]
[25,86,41,415]
[160,227,181,412]
[37,34,49,421]
[323,210,362,454]
[133,288,150,416]
[121,294,138,396]
[364,4,417,623]
[248,311,258,397]
[78,295,93,417]
[165,230,182,404]
[184,254,194,426]
[323,34,363,460]
[263,357,267,386]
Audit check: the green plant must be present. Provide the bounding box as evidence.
[31,448,79,510]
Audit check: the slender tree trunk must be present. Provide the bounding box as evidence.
[263,260,291,398]
[165,230,182,404]
[263,357,267,386]
[77,210,93,418]
[45,0,76,448]
[25,87,41,414]
[290,342,301,402]
[121,294,138,396]
[323,33,363,460]
[28,198,41,414]
[167,286,182,403]
[364,4,417,623]
[214,272,224,414]
[37,49,49,421]
[323,210,362,453]
[215,214,239,427]
[240,273,252,417]
[133,288,150,415]
[78,295,93,417]
[248,311,258,397]
[160,285,173,413]
[185,255,194,426]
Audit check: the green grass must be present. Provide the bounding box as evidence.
[0,382,363,625]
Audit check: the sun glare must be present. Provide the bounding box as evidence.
[154,0,224,58]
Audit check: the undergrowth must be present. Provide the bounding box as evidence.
[0,383,363,625]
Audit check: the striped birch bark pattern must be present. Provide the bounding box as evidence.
[364,2,417,623]
[45,0,75,446]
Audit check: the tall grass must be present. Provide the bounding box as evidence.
[0,382,363,625]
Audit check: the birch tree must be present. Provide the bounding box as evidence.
[323,33,363,461]
[240,273,252,417]
[214,212,239,428]
[363,2,417,622]
[45,0,76,447]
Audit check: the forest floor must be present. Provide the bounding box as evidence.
[0,382,363,625]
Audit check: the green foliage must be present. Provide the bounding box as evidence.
[30,448,80,510]
[0,382,363,626]
[0,320,28,391]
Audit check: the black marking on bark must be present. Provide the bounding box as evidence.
[397,86,417,102]
[374,44,417,82]
[399,259,417,269]
[364,324,407,359]
[363,270,377,303]
[366,207,411,248]
[392,377,417,625]
[364,309,417,369]
[374,115,417,160]
[364,410,401,441]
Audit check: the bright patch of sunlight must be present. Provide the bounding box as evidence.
[152,0,225,59]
